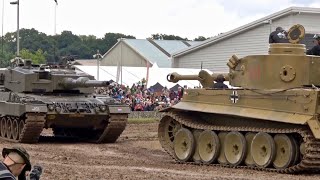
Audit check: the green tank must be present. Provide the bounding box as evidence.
[0,56,130,143]
[158,24,320,173]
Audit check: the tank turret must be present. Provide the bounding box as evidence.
[227,24,316,89]
[167,70,229,88]
[3,59,112,93]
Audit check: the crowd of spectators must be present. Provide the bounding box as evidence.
[94,81,185,111]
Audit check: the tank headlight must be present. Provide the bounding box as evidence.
[48,104,55,111]
[55,107,61,113]
[99,105,106,112]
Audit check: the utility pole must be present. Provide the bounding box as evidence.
[10,0,19,56]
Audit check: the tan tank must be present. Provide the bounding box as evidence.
[158,24,320,173]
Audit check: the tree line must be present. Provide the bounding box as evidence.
[0,28,208,67]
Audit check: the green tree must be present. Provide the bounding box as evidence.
[151,33,189,40]
[79,35,102,58]
[3,32,17,55]
[2,28,135,61]
[0,51,14,68]
[0,41,14,67]
[59,42,91,59]
[57,31,81,49]
[193,36,208,41]
[19,28,53,53]
[20,49,46,64]
[4,29,54,62]
[101,33,135,54]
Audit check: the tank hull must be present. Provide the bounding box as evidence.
[158,88,320,173]
[0,92,130,143]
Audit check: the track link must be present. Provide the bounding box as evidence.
[95,114,128,143]
[158,112,320,173]
[43,114,128,143]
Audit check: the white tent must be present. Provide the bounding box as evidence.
[75,65,215,89]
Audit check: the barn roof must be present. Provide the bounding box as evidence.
[125,39,171,68]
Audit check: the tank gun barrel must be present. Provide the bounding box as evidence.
[167,73,201,83]
[60,77,111,89]
[167,70,229,88]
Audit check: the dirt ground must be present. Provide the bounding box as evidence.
[1,122,320,180]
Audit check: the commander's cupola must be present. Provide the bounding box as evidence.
[268,24,306,55]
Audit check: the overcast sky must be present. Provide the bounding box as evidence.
[1,0,320,39]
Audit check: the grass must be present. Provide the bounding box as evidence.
[128,118,159,124]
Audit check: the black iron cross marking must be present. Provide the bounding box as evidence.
[230,91,239,104]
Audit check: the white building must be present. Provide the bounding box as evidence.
[172,7,320,72]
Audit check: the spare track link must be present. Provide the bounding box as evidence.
[158,112,320,173]
[96,114,128,143]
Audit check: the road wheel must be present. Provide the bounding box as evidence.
[273,134,296,169]
[174,128,195,162]
[6,119,12,139]
[224,131,246,166]
[251,132,276,168]
[18,120,25,139]
[198,130,220,164]
[217,132,228,165]
[11,119,19,140]
[158,116,182,152]
[244,132,256,167]
[192,130,202,163]
[292,137,300,165]
[1,117,6,137]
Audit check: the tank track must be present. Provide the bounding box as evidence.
[0,113,46,143]
[45,114,128,143]
[95,114,128,143]
[158,112,320,173]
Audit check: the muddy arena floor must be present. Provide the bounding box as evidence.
[1,122,320,180]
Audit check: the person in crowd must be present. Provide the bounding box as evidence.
[177,87,184,100]
[213,74,229,89]
[95,80,193,111]
[307,34,320,56]
[269,27,289,43]
[169,90,176,101]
